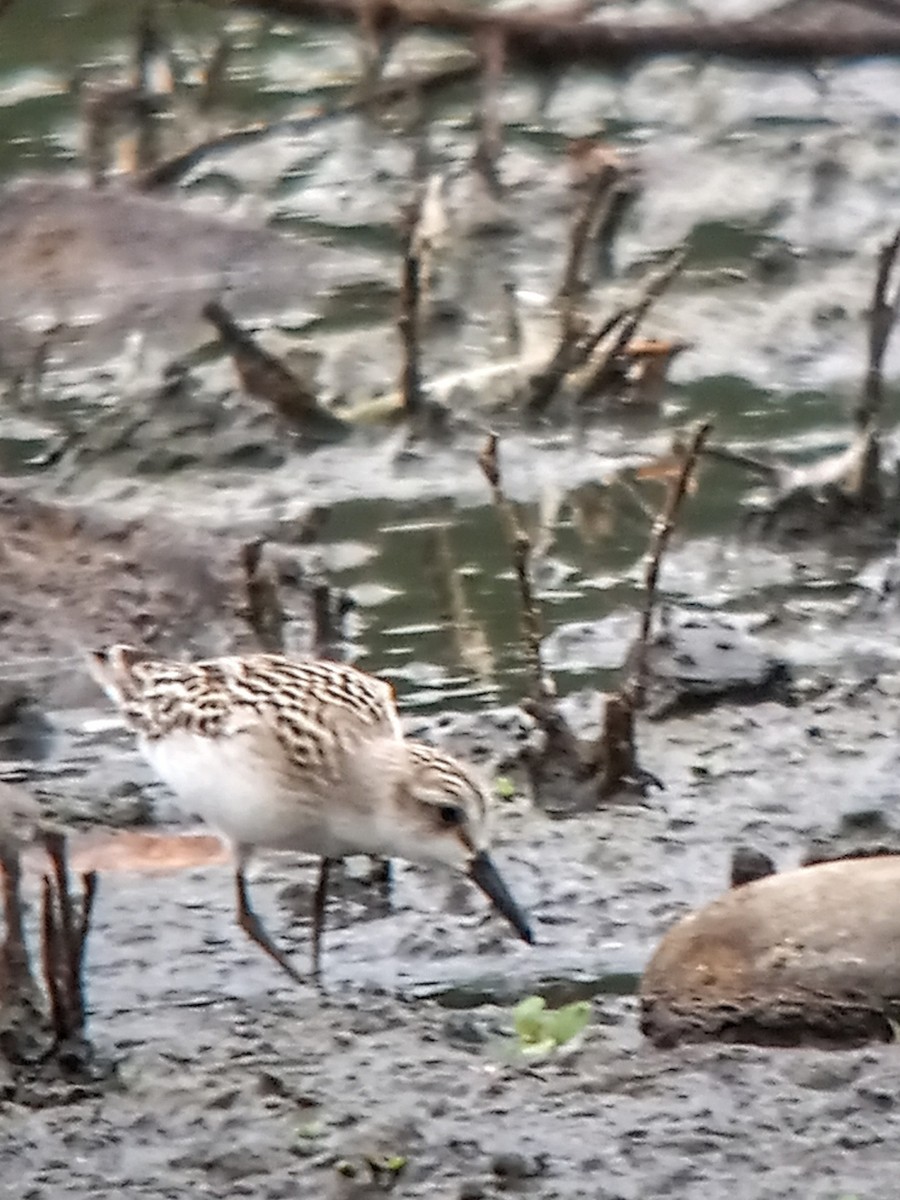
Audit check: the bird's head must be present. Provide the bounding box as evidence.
[390,741,534,945]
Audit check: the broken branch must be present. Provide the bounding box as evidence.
[628,420,713,708]
[856,225,900,430]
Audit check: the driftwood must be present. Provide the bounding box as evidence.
[202,300,349,441]
[183,0,900,68]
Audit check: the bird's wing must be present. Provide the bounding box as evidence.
[218,655,402,766]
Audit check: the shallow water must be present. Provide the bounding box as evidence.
[4,6,900,1198]
[3,1,900,710]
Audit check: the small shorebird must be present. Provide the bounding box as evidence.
[88,646,534,983]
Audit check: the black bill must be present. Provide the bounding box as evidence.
[468,850,535,944]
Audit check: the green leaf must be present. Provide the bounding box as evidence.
[546,1001,591,1046]
[511,995,591,1053]
[494,775,516,799]
[513,995,547,1044]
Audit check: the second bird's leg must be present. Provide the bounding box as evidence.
[310,857,334,982]
[234,856,304,985]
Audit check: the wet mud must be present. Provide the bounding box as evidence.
[4,675,900,1197]
[4,4,900,1197]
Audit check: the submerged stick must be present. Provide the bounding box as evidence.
[398,198,424,415]
[203,300,347,440]
[576,248,686,403]
[472,29,506,199]
[478,434,553,703]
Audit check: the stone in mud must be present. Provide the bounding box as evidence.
[629,608,791,718]
[0,686,56,761]
[640,855,900,1048]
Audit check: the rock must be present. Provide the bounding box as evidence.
[730,845,777,888]
[640,855,900,1048]
[0,688,56,761]
[628,609,791,719]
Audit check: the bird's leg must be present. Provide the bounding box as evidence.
[234,857,304,985]
[311,857,333,983]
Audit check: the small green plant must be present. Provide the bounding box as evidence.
[494,775,516,799]
[511,995,591,1057]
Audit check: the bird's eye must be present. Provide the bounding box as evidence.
[438,804,464,827]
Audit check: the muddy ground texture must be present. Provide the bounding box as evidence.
[3,137,900,1198]
[3,544,900,1198]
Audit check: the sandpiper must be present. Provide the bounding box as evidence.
[88,645,534,983]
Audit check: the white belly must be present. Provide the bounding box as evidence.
[139,729,318,852]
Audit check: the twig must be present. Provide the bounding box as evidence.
[40,876,65,1041]
[355,0,400,98]
[701,443,780,479]
[478,434,553,703]
[45,830,79,1034]
[472,29,506,199]
[311,581,347,660]
[398,198,424,415]
[240,539,285,652]
[196,33,232,112]
[627,420,713,708]
[0,844,31,986]
[132,1,165,173]
[576,248,686,403]
[856,225,900,430]
[203,300,348,441]
[558,162,620,334]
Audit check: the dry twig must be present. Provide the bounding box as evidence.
[575,248,686,403]
[139,57,477,187]
[472,29,506,199]
[2,829,97,1065]
[627,420,713,708]
[398,198,425,415]
[856,225,900,430]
